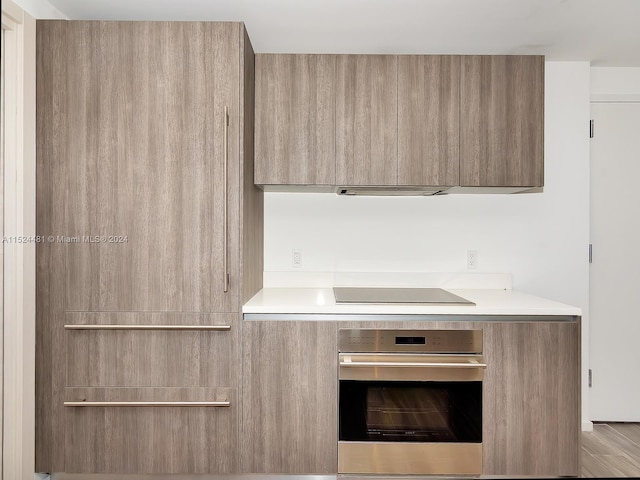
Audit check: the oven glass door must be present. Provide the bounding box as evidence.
[339,380,482,443]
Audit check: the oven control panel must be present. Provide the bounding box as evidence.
[338,329,482,354]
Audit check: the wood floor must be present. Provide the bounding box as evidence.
[582,423,640,477]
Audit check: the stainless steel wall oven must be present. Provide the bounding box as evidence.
[338,329,485,475]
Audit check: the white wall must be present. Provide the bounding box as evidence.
[264,61,592,424]
[591,67,640,99]
[11,0,67,19]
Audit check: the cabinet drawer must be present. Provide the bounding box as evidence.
[64,387,238,473]
[65,312,239,387]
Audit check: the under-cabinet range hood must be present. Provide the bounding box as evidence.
[336,186,449,196]
[259,185,539,195]
[335,185,541,196]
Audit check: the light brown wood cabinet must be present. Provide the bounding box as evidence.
[64,387,239,473]
[335,319,580,476]
[36,21,262,474]
[254,54,336,185]
[336,55,398,185]
[483,320,580,475]
[397,55,460,186]
[241,318,578,476]
[460,55,545,187]
[242,321,338,473]
[64,313,240,387]
[255,53,544,190]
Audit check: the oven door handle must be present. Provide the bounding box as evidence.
[340,361,486,368]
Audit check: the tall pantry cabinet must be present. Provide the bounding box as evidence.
[36,21,263,474]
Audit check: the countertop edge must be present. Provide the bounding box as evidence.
[243,313,581,322]
[242,287,583,318]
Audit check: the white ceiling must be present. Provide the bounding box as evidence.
[23,0,640,66]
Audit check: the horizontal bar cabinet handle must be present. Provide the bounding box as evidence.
[64,324,231,331]
[340,361,487,368]
[64,401,231,407]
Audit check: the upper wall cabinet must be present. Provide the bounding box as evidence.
[255,54,336,185]
[397,55,460,186]
[254,53,544,190]
[460,55,544,187]
[336,55,398,186]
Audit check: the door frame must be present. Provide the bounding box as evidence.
[1,1,36,479]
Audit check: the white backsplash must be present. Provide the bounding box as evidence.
[263,271,513,289]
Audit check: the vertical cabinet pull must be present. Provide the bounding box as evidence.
[223,106,230,293]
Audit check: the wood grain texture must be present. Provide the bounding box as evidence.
[36,19,71,472]
[336,55,397,185]
[65,312,238,387]
[58,21,240,312]
[36,422,640,478]
[36,20,258,473]
[64,387,238,473]
[254,54,336,185]
[335,319,580,477]
[239,25,263,304]
[482,321,580,476]
[242,321,338,473]
[397,55,460,186]
[582,423,640,477]
[606,423,640,447]
[460,55,544,187]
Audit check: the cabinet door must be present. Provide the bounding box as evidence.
[47,21,241,313]
[64,387,238,473]
[242,321,338,473]
[460,55,544,187]
[255,54,336,185]
[483,322,580,476]
[336,55,397,185]
[398,55,460,186]
[65,312,239,387]
[36,21,243,473]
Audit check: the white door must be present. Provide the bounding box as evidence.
[590,102,640,421]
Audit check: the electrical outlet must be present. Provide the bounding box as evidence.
[467,250,478,269]
[292,249,302,268]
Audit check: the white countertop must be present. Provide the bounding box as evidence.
[242,287,582,317]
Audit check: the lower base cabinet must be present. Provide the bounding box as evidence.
[241,321,338,473]
[59,318,579,475]
[239,319,580,476]
[483,321,581,476]
[64,387,239,474]
[334,319,581,477]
